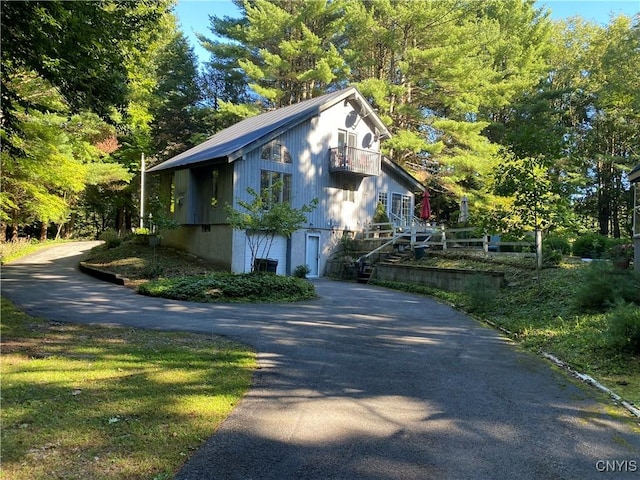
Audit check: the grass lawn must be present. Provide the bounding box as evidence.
[0,298,256,480]
[371,251,640,408]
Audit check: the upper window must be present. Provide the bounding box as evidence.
[261,141,292,163]
[260,170,292,208]
[338,130,357,149]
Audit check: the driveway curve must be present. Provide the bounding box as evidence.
[2,242,639,480]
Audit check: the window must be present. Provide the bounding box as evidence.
[169,176,175,213]
[391,193,412,226]
[338,130,357,149]
[211,170,219,208]
[260,170,292,207]
[377,191,388,212]
[261,141,292,163]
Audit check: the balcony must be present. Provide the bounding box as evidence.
[328,146,381,177]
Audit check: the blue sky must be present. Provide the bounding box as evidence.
[174,0,640,65]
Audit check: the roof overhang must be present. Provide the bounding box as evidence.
[381,156,424,192]
[147,86,391,174]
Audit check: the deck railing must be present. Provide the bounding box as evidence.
[329,146,381,176]
[359,226,542,267]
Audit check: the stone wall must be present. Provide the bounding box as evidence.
[371,263,505,292]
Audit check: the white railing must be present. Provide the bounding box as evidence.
[329,146,381,176]
[358,226,543,267]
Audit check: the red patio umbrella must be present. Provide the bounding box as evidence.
[420,189,431,220]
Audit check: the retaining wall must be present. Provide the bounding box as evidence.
[372,263,505,292]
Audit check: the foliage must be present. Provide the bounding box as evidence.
[572,232,611,258]
[575,262,640,311]
[464,274,497,313]
[0,1,168,134]
[98,229,122,249]
[0,297,255,480]
[489,154,564,233]
[606,241,634,262]
[293,264,311,279]
[372,201,391,225]
[605,303,640,355]
[0,238,68,265]
[226,183,318,272]
[201,0,349,107]
[139,272,316,303]
[543,234,571,255]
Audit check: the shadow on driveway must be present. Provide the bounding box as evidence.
[2,242,639,480]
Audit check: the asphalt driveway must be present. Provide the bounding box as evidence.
[2,242,639,480]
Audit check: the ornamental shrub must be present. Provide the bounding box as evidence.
[606,303,640,355]
[575,262,640,311]
[99,229,121,249]
[572,233,610,258]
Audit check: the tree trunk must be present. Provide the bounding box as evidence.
[0,221,6,243]
[39,222,47,241]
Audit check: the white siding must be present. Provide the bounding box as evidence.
[243,234,288,275]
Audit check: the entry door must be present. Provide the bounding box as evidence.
[305,234,320,278]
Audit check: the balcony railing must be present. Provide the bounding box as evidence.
[329,146,381,177]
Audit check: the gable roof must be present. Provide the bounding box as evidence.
[147,86,390,173]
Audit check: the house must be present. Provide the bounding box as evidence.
[147,86,424,277]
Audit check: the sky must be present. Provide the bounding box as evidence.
[173,0,640,65]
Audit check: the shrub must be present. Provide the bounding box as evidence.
[542,247,562,266]
[293,264,311,279]
[575,262,640,311]
[139,272,316,303]
[606,303,640,355]
[543,234,571,255]
[99,229,121,249]
[542,232,568,265]
[605,240,634,263]
[572,232,610,258]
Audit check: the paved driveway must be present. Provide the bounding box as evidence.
[2,242,639,480]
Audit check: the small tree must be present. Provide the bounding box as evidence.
[226,182,318,272]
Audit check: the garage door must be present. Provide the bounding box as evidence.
[244,234,288,275]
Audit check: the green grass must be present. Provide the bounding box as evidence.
[0,238,70,264]
[0,298,256,480]
[371,253,640,406]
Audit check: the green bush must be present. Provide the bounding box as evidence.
[606,303,640,355]
[99,229,121,249]
[542,247,562,266]
[575,262,640,311]
[543,234,571,255]
[572,232,610,258]
[139,272,316,303]
[293,264,311,279]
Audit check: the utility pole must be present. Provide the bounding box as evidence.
[140,153,145,229]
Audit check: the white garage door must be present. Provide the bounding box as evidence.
[244,234,288,275]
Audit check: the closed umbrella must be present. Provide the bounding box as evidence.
[420,190,431,220]
[458,195,469,223]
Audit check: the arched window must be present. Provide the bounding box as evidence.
[261,141,292,163]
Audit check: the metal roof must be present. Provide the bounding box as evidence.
[147,86,390,173]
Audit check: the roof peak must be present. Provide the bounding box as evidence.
[147,86,389,173]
